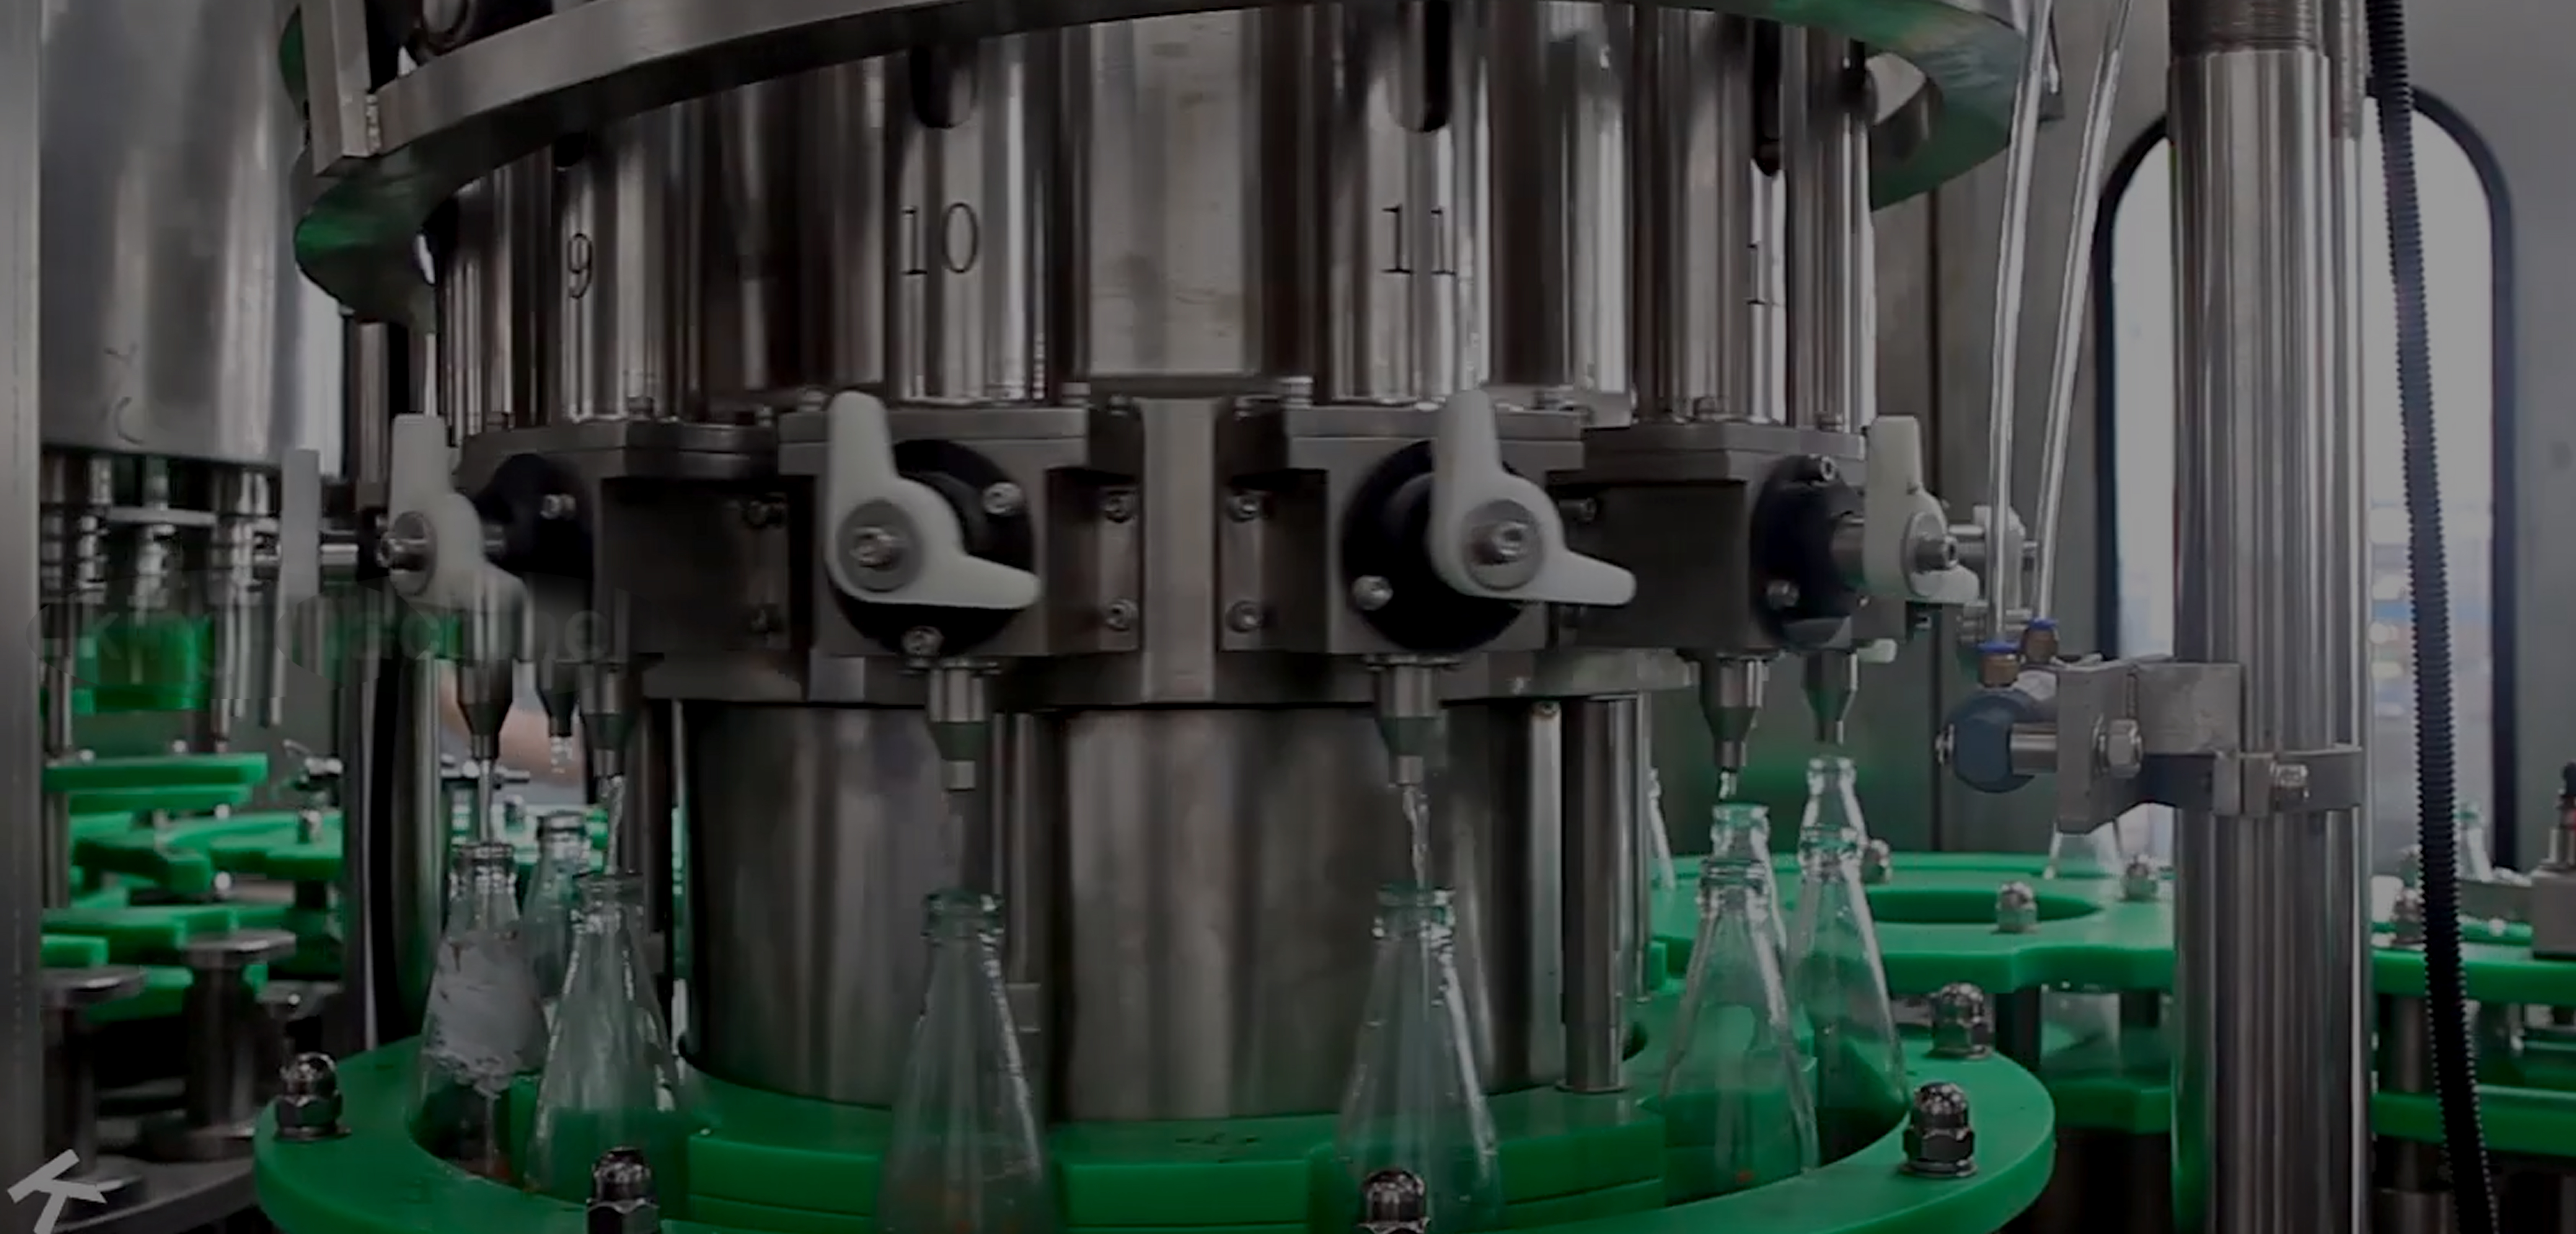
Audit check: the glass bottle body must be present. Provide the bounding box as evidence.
[1657,863,1818,1200]
[878,890,1056,1234]
[2456,804,2498,882]
[527,875,690,1208]
[1788,835,1909,1161]
[1330,885,1505,1233]
[521,815,592,1009]
[416,841,550,1181]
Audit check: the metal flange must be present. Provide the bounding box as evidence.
[284,0,2028,326]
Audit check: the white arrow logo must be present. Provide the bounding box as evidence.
[10,1152,104,1234]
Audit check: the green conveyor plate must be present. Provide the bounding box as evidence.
[66,784,256,816]
[258,1030,2050,1234]
[46,752,269,792]
[1653,856,2173,998]
[43,901,248,958]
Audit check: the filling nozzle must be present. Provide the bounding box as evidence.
[537,655,582,747]
[924,661,998,794]
[1802,648,1859,747]
[578,661,642,779]
[1689,653,1770,799]
[1367,656,1451,791]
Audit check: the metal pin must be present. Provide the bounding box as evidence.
[1903,1081,1977,1177]
[1995,881,2039,934]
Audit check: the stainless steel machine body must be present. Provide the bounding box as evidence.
[300,0,2005,1128]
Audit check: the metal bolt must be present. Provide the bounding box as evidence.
[1101,601,1138,633]
[1227,492,1269,522]
[2271,761,2312,800]
[847,525,906,570]
[2096,718,2145,779]
[588,1148,659,1234]
[900,627,943,659]
[1811,457,1840,484]
[1558,496,1599,524]
[1903,1082,1977,1178]
[1469,518,1535,566]
[1357,1167,1428,1234]
[2387,886,2427,949]
[272,1053,347,1142]
[1352,576,1395,612]
[980,482,1026,518]
[1859,838,1894,886]
[1764,579,1801,609]
[1933,726,1956,767]
[539,493,578,521]
[2119,854,2161,903]
[1995,881,2039,934]
[1100,490,1138,523]
[1912,534,1961,572]
[1225,602,1267,633]
[1929,983,1994,1060]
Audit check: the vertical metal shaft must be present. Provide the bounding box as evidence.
[1631,13,1758,420]
[1559,697,1638,1093]
[1782,27,1871,433]
[388,653,447,1033]
[1976,0,2061,637]
[329,651,382,1055]
[0,0,37,1183]
[2169,2,2366,1229]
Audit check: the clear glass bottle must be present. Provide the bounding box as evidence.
[1707,803,1789,963]
[1657,860,1818,1200]
[527,875,689,1208]
[2041,824,2125,1051]
[415,840,550,1181]
[1788,830,1909,1161]
[879,890,1056,1234]
[1330,885,1505,1233]
[521,810,592,1011]
[1798,756,1869,847]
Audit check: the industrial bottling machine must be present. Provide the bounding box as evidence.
[6,0,2569,1232]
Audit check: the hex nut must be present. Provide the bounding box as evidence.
[1929,983,1994,1060]
[1903,1081,1977,1178]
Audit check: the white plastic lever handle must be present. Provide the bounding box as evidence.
[385,414,524,615]
[1426,390,1636,606]
[1861,416,1980,605]
[819,390,1041,611]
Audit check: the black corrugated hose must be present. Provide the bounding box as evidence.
[2362,2,2498,1229]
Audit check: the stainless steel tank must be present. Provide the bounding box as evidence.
[40,0,315,465]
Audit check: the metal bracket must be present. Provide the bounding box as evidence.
[2160,745,2367,818]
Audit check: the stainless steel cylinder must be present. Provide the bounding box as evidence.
[387,654,447,1034]
[804,61,890,392]
[435,160,551,437]
[686,702,1557,1118]
[1629,13,1759,420]
[684,705,962,1106]
[1052,704,1554,1119]
[1485,3,1627,402]
[1781,27,1872,433]
[556,103,706,422]
[1063,13,1305,382]
[886,37,1058,404]
[704,80,810,401]
[39,0,312,465]
[1559,696,1638,1093]
[2168,13,2367,1232]
[1318,0,1491,402]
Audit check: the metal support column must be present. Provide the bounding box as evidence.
[0,0,38,1187]
[1560,697,1639,1094]
[2169,1,2369,1230]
